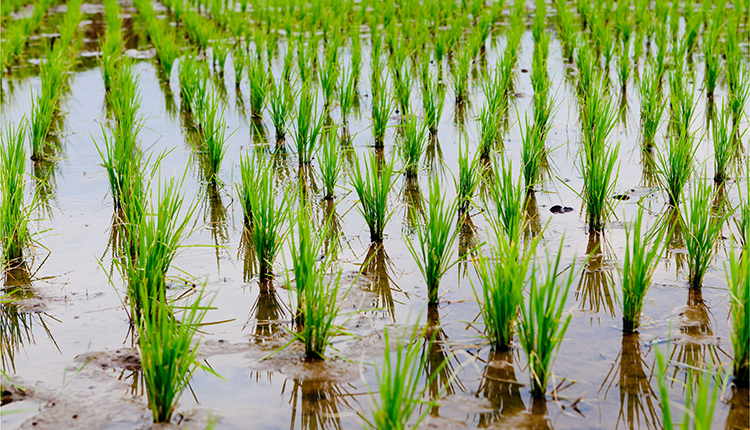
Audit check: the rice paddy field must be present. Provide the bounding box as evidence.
[1,0,750,428]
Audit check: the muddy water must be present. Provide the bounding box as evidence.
[1,3,749,430]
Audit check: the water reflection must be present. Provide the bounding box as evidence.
[285,378,354,430]
[400,177,425,238]
[201,182,229,275]
[422,305,463,417]
[476,349,525,426]
[424,134,444,178]
[457,214,478,278]
[575,233,617,319]
[663,207,686,278]
[361,243,400,321]
[523,191,542,239]
[247,281,287,343]
[600,333,659,430]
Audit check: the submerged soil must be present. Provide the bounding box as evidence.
[1,2,749,429]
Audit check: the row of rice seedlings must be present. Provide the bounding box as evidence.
[405,180,460,305]
[0,124,34,266]
[175,1,214,53]
[320,42,340,107]
[350,152,396,242]
[293,83,325,164]
[398,115,427,179]
[668,61,697,138]
[619,207,666,332]
[680,178,726,289]
[237,153,288,280]
[517,242,576,398]
[728,62,749,125]
[100,0,123,92]
[702,22,722,100]
[268,75,293,140]
[0,0,55,71]
[451,46,472,104]
[233,45,246,89]
[638,64,665,150]
[617,38,630,92]
[520,116,546,193]
[287,204,344,359]
[133,0,180,77]
[656,131,697,207]
[579,81,620,233]
[318,127,343,200]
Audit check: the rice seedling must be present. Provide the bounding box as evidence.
[364,325,446,430]
[729,62,749,124]
[28,92,58,161]
[339,66,357,124]
[620,207,666,332]
[286,204,343,359]
[391,61,412,115]
[617,38,630,92]
[520,116,546,192]
[421,76,446,135]
[451,46,471,104]
[293,83,325,164]
[212,35,229,74]
[136,285,214,423]
[579,82,620,233]
[399,115,427,178]
[712,102,736,184]
[473,231,540,351]
[727,241,749,387]
[153,21,180,78]
[680,178,727,289]
[179,54,208,114]
[319,50,340,108]
[0,124,32,265]
[405,179,460,305]
[656,131,697,207]
[248,57,269,118]
[237,153,288,280]
[668,64,696,138]
[196,92,228,184]
[477,104,500,159]
[456,136,480,214]
[371,83,393,147]
[268,76,292,140]
[100,0,122,92]
[517,241,577,398]
[487,159,526,243]
[232,45,246,89]
[318,127,343,200]
[703,24,721,100]
[349,151,396,242]
[638,64,665,150]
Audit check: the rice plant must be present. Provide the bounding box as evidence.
[517,242,576,398]
[477,104,500,159]
[520,115,546,192]
[268,76,292,140]
[320,44,340,107]
[680,179,726,289]
[293,83,325,164]
[405,179,460,305]
[474,232,539,350]
[727,241,749,387]
[668,65,696,138]
[248,57,268,118]
[729,62,749,124]
[451,46,471,104]
[487,159,526,243]
[136,285,214,423]
[339,66,357,124]
[712,102,735,184]
[391,62,412,115]
[399,115,427,178]
[638,64,665,150]
[153,21,180,78]
[580,81,620,232]
[232,46,246,89]
[28,91,57,161]
[100,0,122,92]
[617,38,630,92]
[0,123,32,265]
[620,207,666,332]
[364,325,445,430]
[703,24,721,100]
[456,136,480,214]
[656,131,697,206]
[349,151,396,242]
[196,91,228,183]
[421,76,445,135]
[318,127,343,200]
[371,83,392,147]
[237,153,288,279]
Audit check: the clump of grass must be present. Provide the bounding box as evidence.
[248,57,268,118]
[237,153,288,279]
[0,124,32,265]
[178,54,208,114]
[100,0,122,91]
[232,45,246,89]
[451,46,472,104]
[703,23,722,100]
[320,43,340,107]
[638,64,665,150]
[668,63,696,138]
[287,204,343,360]
[620,207,666,332]
[474,231,539,350]
[729,62,749,124]
[293,83,325,164]
[152,22,179,78]
[399,115,427,178]
[28,91,58,161]
[371,82,392,147]
[656,131,696,206]
[486,159,526,244]
[318,127,343,200]
[349,151,396,242]
[579,81,620,232]
[617,38,630,92]
[681,178,727,289]
[405,179,460,305]
[727,239,749,386]
[477,104,500,159]
[517,242,576,398]
[713,102,736,184]
[268,76,292,140]
[339,66,357,124]
[520,115,546,192]
[421,75,446,135]
[195,91,228,183]
[364,325,445,430]
[391,61,412,115]
[456,136,479,214]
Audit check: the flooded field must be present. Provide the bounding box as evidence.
[1,0,749,429]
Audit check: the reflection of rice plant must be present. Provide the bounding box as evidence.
[399,115,426,178]
[474,233,539,350]
[364,325,446,430]
[237,153,288,280]
[1,124,32,264]
[620,207,665,332]
[405,180,459,305]
[727,240,749,386]
[656,131,696,206]
[318,127,343,200]
[681,179,726,289]
[350,152,396,242]
[517,242,576,398]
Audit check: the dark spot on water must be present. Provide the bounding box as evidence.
[613,194,630,201]
[72,415,78,419]
[550,205,574,214]
[521,68,528,73]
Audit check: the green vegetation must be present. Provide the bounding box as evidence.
[0,124,32,264]
[293,83,325,164]
[657,131,697,206]
[350,152,396,242]
[399,115,427,178]
[727,241,749,387]
[681,179,726,289]
[318,127,343,200]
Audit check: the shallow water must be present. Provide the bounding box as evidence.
[1,2,749,430]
